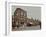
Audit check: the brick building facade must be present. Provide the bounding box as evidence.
[12,8,27,27]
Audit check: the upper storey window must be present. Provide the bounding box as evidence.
[21,11,24,16]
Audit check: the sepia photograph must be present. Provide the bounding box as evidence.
[12,6,41,31]
[4,0,46,37]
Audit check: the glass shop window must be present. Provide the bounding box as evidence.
[21,22,24,24]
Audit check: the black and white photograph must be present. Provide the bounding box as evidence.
[0,0,46,37]
[12,6,41,31]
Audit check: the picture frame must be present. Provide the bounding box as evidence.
[5,1,44,35]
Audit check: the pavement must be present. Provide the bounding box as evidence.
[12,25,41,31]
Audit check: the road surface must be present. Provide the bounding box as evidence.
[12,25,41,31]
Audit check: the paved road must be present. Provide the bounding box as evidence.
[12,25,40,31]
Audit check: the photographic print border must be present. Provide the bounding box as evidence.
[5,1,44,35]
